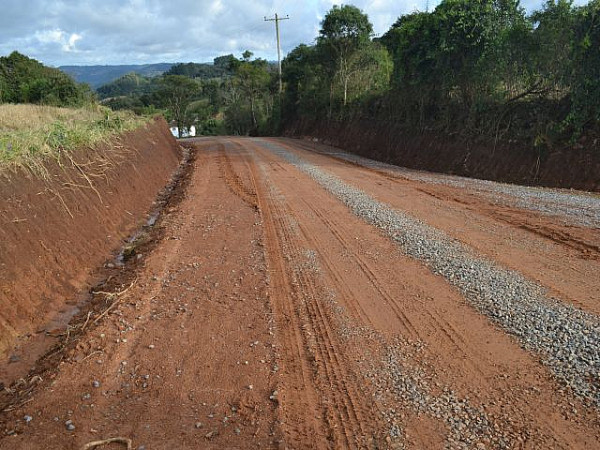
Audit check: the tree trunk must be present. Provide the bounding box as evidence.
[344,76,348,106]
[250,96,257,129]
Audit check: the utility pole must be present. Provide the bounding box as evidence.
[264,13,289,94]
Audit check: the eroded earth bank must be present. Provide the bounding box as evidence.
[1,136,599,449]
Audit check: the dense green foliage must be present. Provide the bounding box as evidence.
[164,62,231,79]
[97,52,276,136]
[222,51,277,135]
[280,0,600,151]
[81,0,600,147]
[0,52,92,106]
[97,72,154,98]
[282,5,391,122]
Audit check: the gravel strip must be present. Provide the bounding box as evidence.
[258,139,600,408]
[262,168,502,447]
[304,144,600,228]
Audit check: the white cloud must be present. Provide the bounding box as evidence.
[33,28,82,53]
[0,0,568,66]
[64,33,82,52]
[35,29,66,45]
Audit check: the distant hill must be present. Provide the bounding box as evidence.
[59,63,174,88]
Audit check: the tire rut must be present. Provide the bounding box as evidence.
[217,143,258,210]
[250,150,382,448]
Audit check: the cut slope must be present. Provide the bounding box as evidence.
[0,117,181,356]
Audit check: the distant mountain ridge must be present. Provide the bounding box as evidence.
[59,63,174,88]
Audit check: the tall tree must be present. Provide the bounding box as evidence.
[155,75,199,138]
[317,5,374,113]
[568,0,600,134]
[223,52,273,134]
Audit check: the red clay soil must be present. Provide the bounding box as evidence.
[0,137,599,449]
[0,118,181,361]
[286,118,600,192]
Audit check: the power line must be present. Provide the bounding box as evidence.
[264,13,290,94]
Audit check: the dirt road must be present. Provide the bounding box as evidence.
[1,137,599,449]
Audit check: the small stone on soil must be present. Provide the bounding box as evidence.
[205,431,218,439]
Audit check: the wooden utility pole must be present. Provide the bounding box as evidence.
[264,13,289,94]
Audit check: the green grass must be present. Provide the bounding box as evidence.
[0,104,150,174]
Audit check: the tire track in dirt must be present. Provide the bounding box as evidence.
[299,190,488,380]
[217,143,258,210]
[229,144,383,448]
[221,141,331,447]
[251,143,488,375]
[300,201,420,340]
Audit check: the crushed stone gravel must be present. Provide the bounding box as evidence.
[306,144,600,228]
[258,139,600,408]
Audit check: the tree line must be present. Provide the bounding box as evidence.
[97,53,279,137]
[281,0,600,151]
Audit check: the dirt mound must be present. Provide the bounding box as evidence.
[0,118,181,357]
[286,118,600,192]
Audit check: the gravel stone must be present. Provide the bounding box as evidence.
[260,140,600,407]
[314,146,600,228]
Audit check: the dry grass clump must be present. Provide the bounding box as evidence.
[0,104,149,175]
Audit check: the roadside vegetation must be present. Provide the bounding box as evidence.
[97,53,277,137]
[279,0,600,153]
[0,52,150,174]
[0,51,93,106]
[0,104,148,174]
[5,0,597,162]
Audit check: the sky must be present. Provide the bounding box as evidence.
[0,0,590,67]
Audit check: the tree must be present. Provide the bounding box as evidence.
[568,0,600,134]
[165,62,229,79]
[381,12,443,126]
[282,44,327,119]
[97,72,153,99]
[155,75,199,138]
[214,54,237,70]
[532,0,575,97]
[344,42,392,105]
[317,5,374,112]
[0,51,92,106]
[223,52,274,134]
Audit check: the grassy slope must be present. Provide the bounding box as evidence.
[0,104,149,174]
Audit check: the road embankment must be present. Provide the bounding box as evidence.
[286,118,600,192]
[0,117,181,356]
